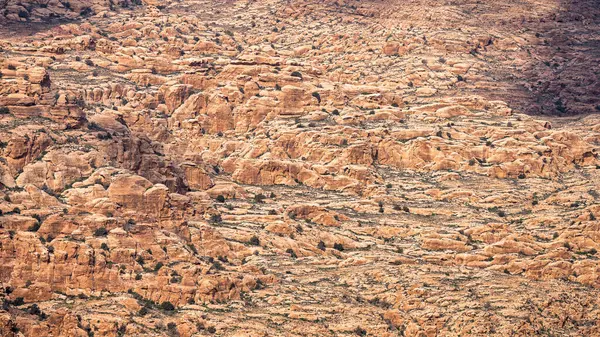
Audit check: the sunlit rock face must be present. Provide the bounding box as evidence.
[0,0,600,336]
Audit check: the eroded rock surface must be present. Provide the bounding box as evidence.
[1,0,600,336]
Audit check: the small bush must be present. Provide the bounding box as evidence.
[27,222,41,232]
[85,59,94,67]
[94,227,108,237]
[27,303,43,317]
[101,243,109,251]
[333,243,344,251]
[254,194,266,203]
[311,92,321,103]
[317,241,326,251]
[212,260,225,271]
[160,301,175,311]
[249,235,260,246]
[215,195,225,203]
[154,262,164,272]
[11,297,25,306]
[0,106,9,115]
[286,248,297,258]
[354,327,367,336]
[80,7,92,16]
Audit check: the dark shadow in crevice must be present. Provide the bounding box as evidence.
[513,0,600,116]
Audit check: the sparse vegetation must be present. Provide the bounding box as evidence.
[27,222,41,232]
[286,248,297,258]
[317,241,326,251]
[94,227,108,237]
[160,301,175,311]
[249,235,260,246]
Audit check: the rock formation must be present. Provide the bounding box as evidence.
[0,0,600,336]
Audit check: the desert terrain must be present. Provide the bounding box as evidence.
[0,0,600,336]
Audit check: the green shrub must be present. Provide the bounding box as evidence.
[254,194,266,203]
[11,297,25,306]
[286,248,297,258]
[27,222,41,232]
[249,235,260,246]
[317,241,326,251]
[311,92,321,103]
[94,227,108,237]
[160,301,175,311]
